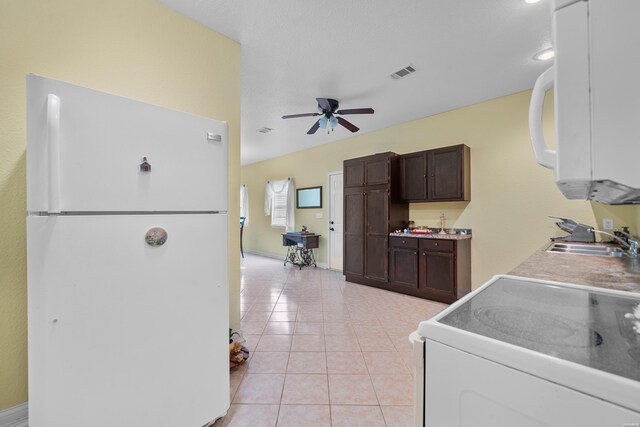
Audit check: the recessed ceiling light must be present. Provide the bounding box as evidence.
[533,48,555,61]
[525,0,541,3]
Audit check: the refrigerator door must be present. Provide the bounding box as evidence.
[28,214,229,427]
[27,75,228,213]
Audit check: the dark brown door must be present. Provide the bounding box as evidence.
[400,152,427,201]
[365,156,389,186]
[420,250,456,303]
[344,158,365,188]
[343,188,365,276]
[364,188,388,282]
[428,146,463,200]
[390,247,419,288]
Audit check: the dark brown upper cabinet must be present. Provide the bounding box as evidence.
[400,151,427,200]
[399,144,470,202]
[344,153,390,188]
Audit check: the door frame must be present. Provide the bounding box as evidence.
[327,170,344,272]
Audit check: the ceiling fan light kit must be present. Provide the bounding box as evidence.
[282,97,375,135]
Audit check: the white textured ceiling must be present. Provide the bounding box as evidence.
[159,0,553,165]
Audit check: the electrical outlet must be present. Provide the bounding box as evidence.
[602,218,614,230]
[315,213,323,219]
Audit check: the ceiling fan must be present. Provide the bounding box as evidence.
[282,98,375,135]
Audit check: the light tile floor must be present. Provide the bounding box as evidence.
[215,254,448,427]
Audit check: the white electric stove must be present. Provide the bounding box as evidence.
[410,275,640,427]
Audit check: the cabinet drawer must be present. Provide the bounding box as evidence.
[390,236,419,249]
[420,239,454,252]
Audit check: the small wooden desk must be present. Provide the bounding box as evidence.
[282,233,321,268]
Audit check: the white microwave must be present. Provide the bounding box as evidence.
[529,0,640,205]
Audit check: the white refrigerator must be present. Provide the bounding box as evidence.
[26,75,230,427]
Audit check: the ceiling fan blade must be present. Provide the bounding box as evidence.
[337,117,360,133]
[316,98,332,112]
[336,108,375,115]
[307,119,321,135]
[282,112,321,119]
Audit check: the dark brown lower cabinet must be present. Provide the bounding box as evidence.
[389,236,471,303]
[420,250,456,302]
[389,246,419,288]
[364,188,390,282]
[388,236,419,288]
[343,188,365,276]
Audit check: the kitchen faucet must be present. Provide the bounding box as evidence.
[588,228,640,258]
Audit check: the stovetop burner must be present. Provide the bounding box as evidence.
[474,306,603,348]
[438,277,640,382]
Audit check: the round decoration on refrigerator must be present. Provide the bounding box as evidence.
[145,227,168,246]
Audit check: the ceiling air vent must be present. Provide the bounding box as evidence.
[390,65,416,80]
[258,127,274,134]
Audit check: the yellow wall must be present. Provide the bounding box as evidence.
[0,0,240,410]
[241,90,637,281]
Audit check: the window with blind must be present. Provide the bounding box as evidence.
[271,190,288,227]
[264,179,295,231]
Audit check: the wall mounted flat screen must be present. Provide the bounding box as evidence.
[296,186,322,209]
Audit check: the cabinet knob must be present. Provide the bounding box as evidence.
[431,174,435,177]
[434,242,438,246]
[414,251,417,255]
[402,240,406,243]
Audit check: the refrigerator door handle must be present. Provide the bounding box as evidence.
[47,93,62,213]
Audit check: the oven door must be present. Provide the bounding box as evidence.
[424,339,639,427]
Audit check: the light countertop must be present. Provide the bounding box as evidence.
[510,243,640,293]
[389,231,471,240]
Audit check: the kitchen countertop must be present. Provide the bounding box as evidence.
[510,242,640,293]
[389,232,472,240]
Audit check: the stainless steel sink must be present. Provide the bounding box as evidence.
[546,242,626,257]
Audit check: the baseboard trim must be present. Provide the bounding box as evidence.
[244,250,328,269]
[0,403,28,427]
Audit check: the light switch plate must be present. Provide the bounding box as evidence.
[602,218,614,230]
[315,213,323,219]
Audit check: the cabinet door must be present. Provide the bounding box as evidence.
[343,189,365,276]
[400,152,427,200]
[420,250,456,303]
[428,146,463,201]
[364,188,389,282]
[390,247,419,288]
[344,158,365,188]
[365,155,389,186]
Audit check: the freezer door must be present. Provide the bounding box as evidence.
[27,75,228,213]
[27,214,229,427]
